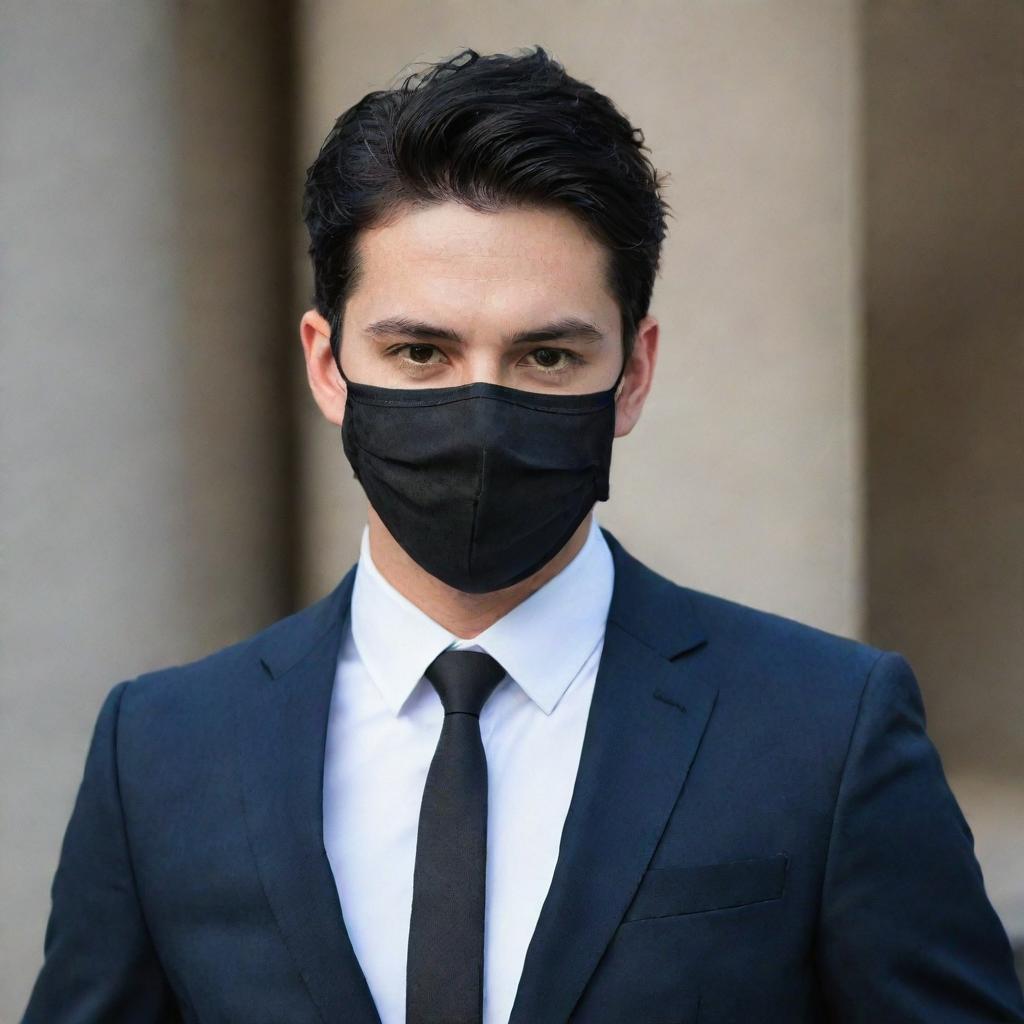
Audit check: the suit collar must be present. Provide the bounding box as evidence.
[254,525,707,682]
[238,526,714,1023]
[601,527,707,660]
[254,566,355,682]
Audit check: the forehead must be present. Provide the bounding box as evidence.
[347,201,616,321]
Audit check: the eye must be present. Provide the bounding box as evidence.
[386,343,445,367]
[525,347,582,372]
[406,344,441,364]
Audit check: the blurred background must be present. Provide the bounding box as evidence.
[2,0,1022,1014]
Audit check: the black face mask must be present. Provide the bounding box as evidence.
[338,362,624,593]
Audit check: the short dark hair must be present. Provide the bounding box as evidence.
[301,45,670,367]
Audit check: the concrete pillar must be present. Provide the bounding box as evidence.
[862,0,1024,952]
[1,2,295,1014]
[864,0,1024,779]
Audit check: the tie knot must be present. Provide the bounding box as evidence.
[424,649,507,717]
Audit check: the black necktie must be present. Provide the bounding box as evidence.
[406,649,507,1024]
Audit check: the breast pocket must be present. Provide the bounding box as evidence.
[622,852,789,923]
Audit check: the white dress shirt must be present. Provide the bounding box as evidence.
[322,512,615,1024]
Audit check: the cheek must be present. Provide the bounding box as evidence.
[336,336,376,381]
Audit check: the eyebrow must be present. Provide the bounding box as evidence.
[363,315,605,346]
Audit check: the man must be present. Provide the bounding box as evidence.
[22,46,1024,1024]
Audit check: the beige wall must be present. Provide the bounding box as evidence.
[863,0,1024,779]
[178,0,299,650]
[296,0,866,640]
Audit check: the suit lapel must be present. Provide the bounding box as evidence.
[234,567,384,1024]
[508,528,717,1024]
[233,526,715,1024]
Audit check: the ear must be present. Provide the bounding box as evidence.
[300,309,347,427]
[614,314,659,438]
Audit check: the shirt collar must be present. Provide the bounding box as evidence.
[349,513,615,718]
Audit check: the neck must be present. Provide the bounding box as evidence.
[365,507,593,639]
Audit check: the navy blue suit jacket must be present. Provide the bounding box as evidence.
[22,528,1024,1022]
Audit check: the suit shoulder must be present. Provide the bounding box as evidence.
[654,582,899,749]
[604,528,884,687]
[678,581,886,690]
[119,574,352,715]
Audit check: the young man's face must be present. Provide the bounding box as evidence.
[302,200,658,439]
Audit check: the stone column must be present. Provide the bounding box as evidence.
[1,2,295,1014]
[863,0,1024,954]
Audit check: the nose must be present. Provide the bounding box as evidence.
[457,351,506,387]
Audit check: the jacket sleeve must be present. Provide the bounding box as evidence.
[20,679,182,1023]
[816,651,1024,1022]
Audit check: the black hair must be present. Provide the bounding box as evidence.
[301,45,671,367]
